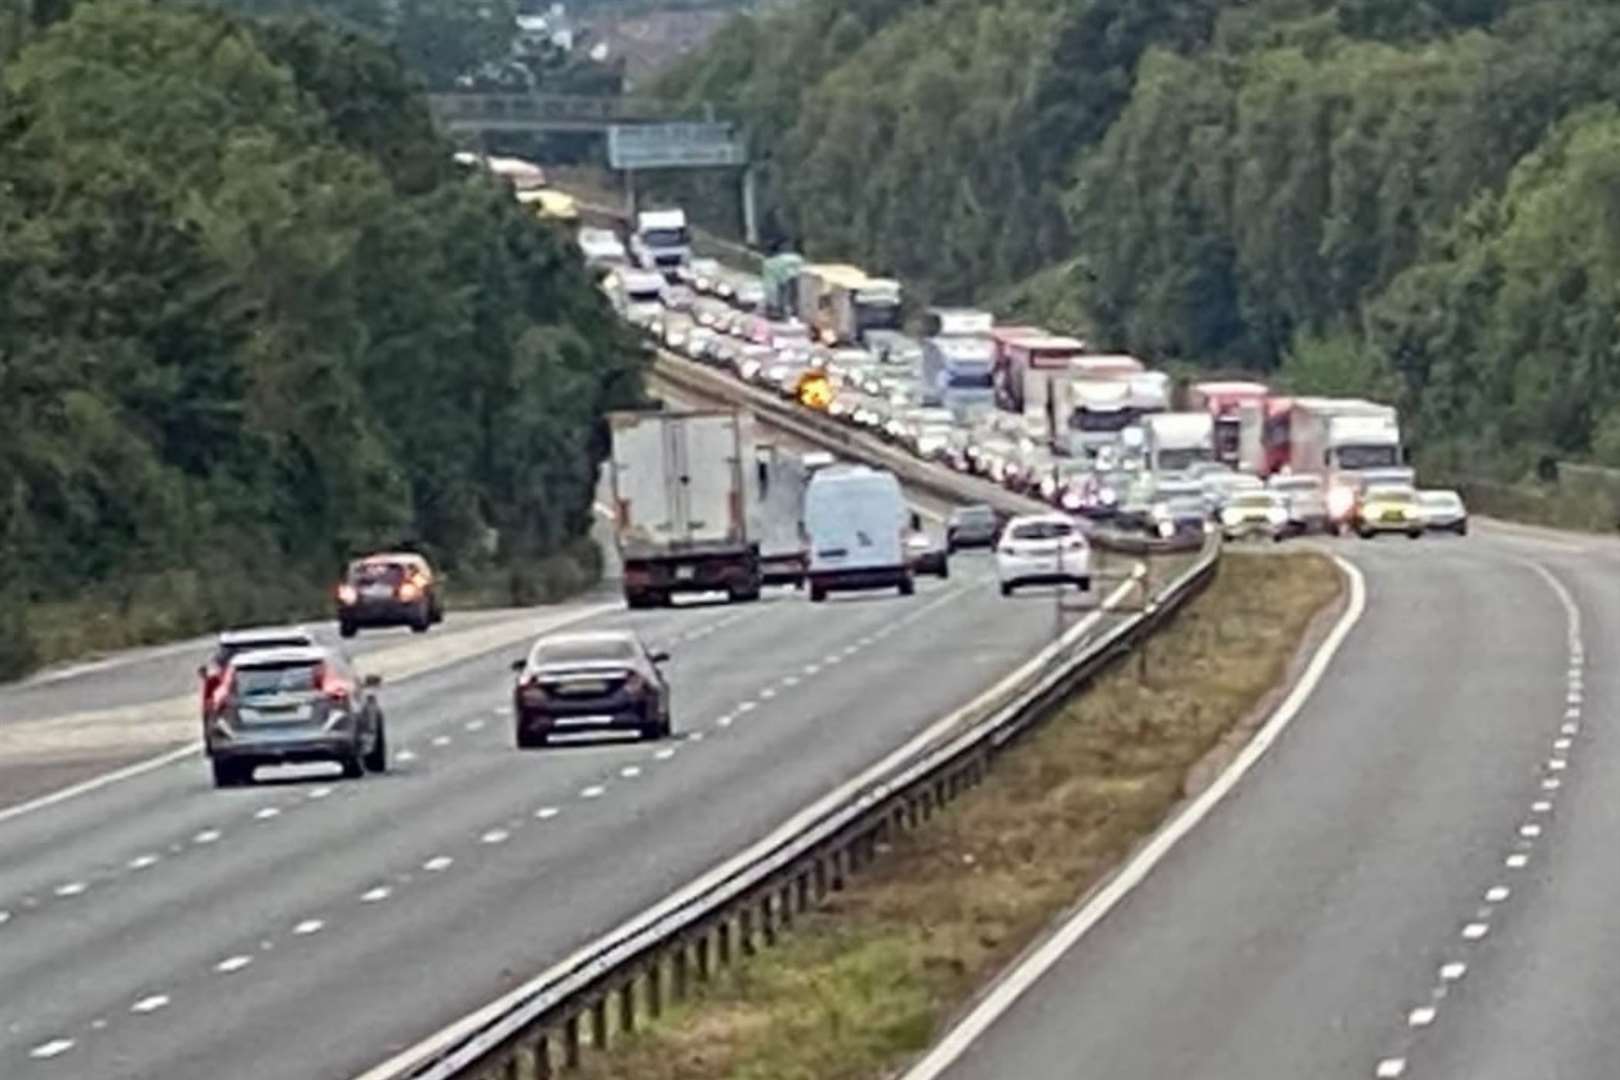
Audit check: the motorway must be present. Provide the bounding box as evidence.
[915,520,1617,1080]
[0,535,1123,1077]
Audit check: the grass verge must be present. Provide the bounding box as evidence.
[571,549,1342,1080]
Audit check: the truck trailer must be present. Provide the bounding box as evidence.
[608,408,763,608]
[1142,412,1217,474]
[1188,380,1270,467]
[629,208,691,277]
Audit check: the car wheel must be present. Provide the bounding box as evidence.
[211,759,248,788]
[937,561,950,580]
[339,751,365,780]
[363,716,388,773]
[625,591,650,610]
[515,724,547,750]
[898,576,915,597]
[1077,576,1092,592]
[809,584,827,603]
[1000,581,1014,597]
[339,620,357,639]
[411,604,431,633]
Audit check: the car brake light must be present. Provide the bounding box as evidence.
[398,580,421,601]
[209,672,234,714]
[315,663,350,700]
[337,583,358,605]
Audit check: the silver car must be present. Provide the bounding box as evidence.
[1418,489,1469,535]
[1268,474,1329,535]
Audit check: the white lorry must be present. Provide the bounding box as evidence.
[1287,398,1403,530]
[1142,412,1217,474]
[629,208,691,278]
[608,408,762,608]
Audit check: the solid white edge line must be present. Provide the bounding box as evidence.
[897,554,1367,1080]
[351,564,1145,1080]
[0,603,620,827]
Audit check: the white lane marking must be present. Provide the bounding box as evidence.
[215,955,253,973]
[1553,737,1572,751]
[193,828,221,844]
[580,785,606,799]
[308,786,332,800]
[1462,923,1490,941]
[397,750,417,763]
[491,706,507,717]
[423,856,453,872]
[620,766,642,779]
[759,687,777,700]
[803,663,820,675]
[0,745,200,827]
[1440,962,1467,981]
[1567,691,1582,705]
[1542,778,1562,791]
[782,675,800,688]
[716,715,734,728]
[1375,1059,1407,1078]
[431,735,452,747]
[293,919,325,935]
[131,994,170,1014]
[254,807,281,821]
[894,559,1360,1080]
[1408,1006,1437,1028]
[688,731,705,742]
[654,748,676,760]
[1506,853,1530,869]
[481,829,510,845]
[824,654,841,664]
[1485,886,1511,903]
[737,701,758,713]
[1549,758,1568,771]
[535,807,559,820]
[54,882,87,898]
[128,853,160,870]
[466,720,486,732]
[0,910,9,926]
[841,645,859,657]
[1564,707,1581,720]
[1561,722,1580,735]
[1519,824,1542,839]
[29,1039,74,1059]
[1531,801,1552,814]
[360,886,392,903]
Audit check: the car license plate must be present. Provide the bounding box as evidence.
[1382,512,1401,522]
[676,566,696,581]
[559,680,608,695]
[362,584,392,599]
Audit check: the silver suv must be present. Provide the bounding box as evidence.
[205,645,387,788]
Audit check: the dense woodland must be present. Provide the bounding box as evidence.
[660,0,1620,481]
[0,0,645,675]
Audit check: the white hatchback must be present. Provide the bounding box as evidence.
[996,514,1092,597]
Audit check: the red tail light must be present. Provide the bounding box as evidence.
[314,663,351,701]
[209,672,235,714]
[337,583,358,605]
[398,580,421,601]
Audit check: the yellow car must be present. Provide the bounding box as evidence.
[1354,485,1424,539]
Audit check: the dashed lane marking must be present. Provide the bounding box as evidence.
[214,955,253,974]
[131,995,170,1014]
[193,829,221,845]
[1485,886,1511,903]
[293,919,324,935]
[360,886,392,903]
[535,807,559,820]
[54,882,87,898]
[423,856,453,872]
[1440,962,1467,982]
[620,766,641,779]
[580,786,606,799]
[29,1039,74,1059]
[1462,922,1489,941]
[480,829,510,845]
[1375,1058,1407,1077]
[254,807,281,821]
[654,748,676,760]
[1408,1007,1437,1028]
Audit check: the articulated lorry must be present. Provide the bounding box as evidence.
[1142,412,1217,474]
[1286,398,1404,529]
[749,441,812,587]
[608,408,763,608]
[629,208,691,277]
[795,264,904,346]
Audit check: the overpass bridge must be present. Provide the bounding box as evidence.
[426,93,722,135]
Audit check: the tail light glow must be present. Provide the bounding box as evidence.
[208,672,235,715]
[314,663,351,701]
[398,580,422,601]
[337,583,358,605]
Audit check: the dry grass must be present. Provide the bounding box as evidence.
[573,550,1342,1080]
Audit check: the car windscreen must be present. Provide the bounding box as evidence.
[1009,521,1074,541]
[1420,492,1459,507]
[1232,494,1274,508]
[532,639,637,665]
[235,662,320,696]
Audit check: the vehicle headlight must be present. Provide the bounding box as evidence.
[1061,491,1083,511]
[1220,507,1240,525]
[1327,486,1356,518]
[1099,488,1117,505]
[1040,477,1057,499]
[1267,508,1288,525]
[1157,521,1175,539]
[1152,504,1171,521]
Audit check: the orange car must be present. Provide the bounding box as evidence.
[335,552,444,637]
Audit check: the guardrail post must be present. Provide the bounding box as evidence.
[762,892,779,944]
[740,905,756,956]
[796,872,811,913]
[563,1015,581,1069]
[814,856,829,899]
[619,981,636,1036]
[718,918,733,967]
[534,1035,552,1079]
[648,958,664,1019]
[591,997,609,1050]
[674,942,691,999]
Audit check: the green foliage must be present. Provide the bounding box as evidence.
[672,0,1620,479]
[0,0,642,677]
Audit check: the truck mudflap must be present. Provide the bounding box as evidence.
[622,552,762,607]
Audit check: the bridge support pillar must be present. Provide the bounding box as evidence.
[741,166,759,249]
[624,168,638,220]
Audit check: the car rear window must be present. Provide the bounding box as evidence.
[954,508,996,524]
[1010,520,1074,541]
[216,636,310,665]
[351,562,406,585]
[533,639,637,664]
[235,662,320,696]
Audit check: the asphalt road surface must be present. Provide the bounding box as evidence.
[0,546,1118,1078]
[922,520,1616,1080]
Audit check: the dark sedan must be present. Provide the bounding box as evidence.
[946,504,1002,551]
[512,631,671,748]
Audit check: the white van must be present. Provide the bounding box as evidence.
[804,466,913,602]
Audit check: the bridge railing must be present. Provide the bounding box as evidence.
[426,93,719,127]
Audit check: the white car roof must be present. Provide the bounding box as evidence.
[219,625,313,646]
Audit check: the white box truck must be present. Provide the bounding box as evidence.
[608,408,761,608]
[749,441,812,588]
[1142,412,1217,474]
